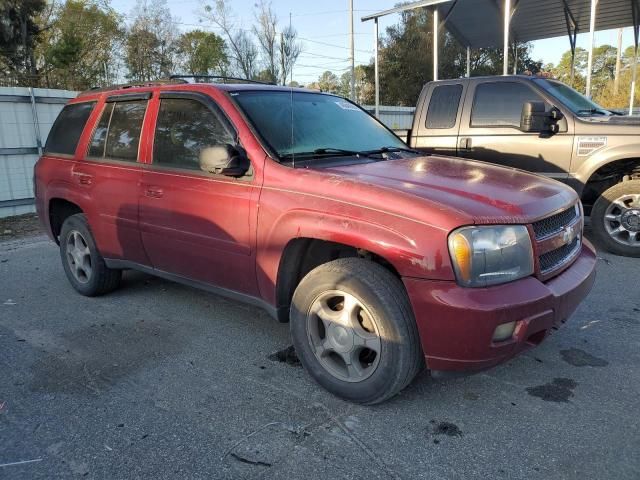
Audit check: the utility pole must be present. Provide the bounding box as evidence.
[290,12,293,85]
[349,0,355,101]
[614,27,623,95]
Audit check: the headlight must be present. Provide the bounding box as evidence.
[448,225,534,287]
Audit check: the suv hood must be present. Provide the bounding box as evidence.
[322,155,577,224]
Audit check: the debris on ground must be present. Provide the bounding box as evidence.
[268,345,300,366]
[0,214,42,240]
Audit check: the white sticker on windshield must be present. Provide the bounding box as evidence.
[335,101,359,111]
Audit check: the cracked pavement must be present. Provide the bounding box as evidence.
[1,231,639,479]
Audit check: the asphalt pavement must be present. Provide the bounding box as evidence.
[1,232,639,479]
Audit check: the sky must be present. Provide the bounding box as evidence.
[108,0,638,83]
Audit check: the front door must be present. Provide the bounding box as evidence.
[457,80,574,180]
[138,92,260,296]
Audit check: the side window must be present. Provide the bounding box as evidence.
[471,82,543,128]
[425,84,463,129]
[44,102,96,155]
[88,100,147,161]
[153,98,234,171]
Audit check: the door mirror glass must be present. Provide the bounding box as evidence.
[199,144,249,177]
[520,102,563,134]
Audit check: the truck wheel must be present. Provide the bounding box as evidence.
[59,213,122,296]
[591,180,640,257]
[290,258,423,404]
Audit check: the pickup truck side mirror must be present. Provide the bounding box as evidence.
[520,102,563,134]
[199,144,250,177]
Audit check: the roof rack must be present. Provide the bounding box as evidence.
[84,78,188,94]
[169,74,275,85]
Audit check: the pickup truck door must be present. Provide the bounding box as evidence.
[456,79,573,180]
[138,92,260,297]
[409,81,466,156]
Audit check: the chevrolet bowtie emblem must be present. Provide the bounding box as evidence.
[562,224,578,244]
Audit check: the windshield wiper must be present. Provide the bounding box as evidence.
[576,108,611,116]
[280,148,370,160]
[363,146,420,155]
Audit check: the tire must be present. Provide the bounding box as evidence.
[290,258,423,405]
[591,180,640,258]
[59,213,122,296]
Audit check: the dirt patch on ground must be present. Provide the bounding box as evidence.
[0,213,42,240]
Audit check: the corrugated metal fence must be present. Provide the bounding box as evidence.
[363,105,416,129]
[0,87,77,218]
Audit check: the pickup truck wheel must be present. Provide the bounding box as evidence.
[290,258,423,404]
[59,213,122,296]
[591,180,640,257]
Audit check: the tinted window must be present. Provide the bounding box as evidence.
[425,84,462,129]
[153,98,234,170]
[471,82,543,127]
[105,101,146,161]
[44,102,95,155]
[88,103,113,158]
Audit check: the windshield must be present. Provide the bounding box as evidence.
[532,79,613,116]
[231,91,407,161]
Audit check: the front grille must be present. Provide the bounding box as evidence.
[532,204,579,240]
[539,236,581,274]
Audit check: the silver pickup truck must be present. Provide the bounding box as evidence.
[398,75,640,257]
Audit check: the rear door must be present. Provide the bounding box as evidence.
[410,81,466,156]
[138,91,260,296]
[457,79,574,178]
[77,93,150,265]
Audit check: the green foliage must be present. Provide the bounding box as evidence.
[176,30,228,76]
[0,0,46,82]
[41,0,123,90]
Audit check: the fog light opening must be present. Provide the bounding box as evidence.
[492,321,516,342]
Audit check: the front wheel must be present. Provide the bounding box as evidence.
[591,180,640,257]
[290,258,423,404]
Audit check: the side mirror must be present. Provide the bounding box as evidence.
[199,144,250,177]
[520,102,564,134]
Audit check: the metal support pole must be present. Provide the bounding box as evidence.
[585,0,598,97]
[349,0,355,101]
[433,8,439,81]
[513,44,517,74]
[503,0,511,75]
[28,87,42,156]
[631,0,639,116]
[374,18,379,118]
[466,46,471,77]
[563,0,578,86]
[614,28,623,95]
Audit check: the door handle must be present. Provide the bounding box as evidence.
[145,186,164,198]
[459,137,472,150]
[72,172,93,185]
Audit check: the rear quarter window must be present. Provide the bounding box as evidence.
[425,84,463,129]
[44,102,96,156]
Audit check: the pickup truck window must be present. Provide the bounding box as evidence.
[532,78,613,116]
[426,84,462,129]
[232,91,405,161]
[153,98,234,171]
[471,82,542,128]
[44,101,96,156]
[88,100,147,162]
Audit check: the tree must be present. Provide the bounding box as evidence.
[41,0,123,90]
[125,0,178,81]
[339,65,372,103]
[279,25,301,85]
[0,0,46,84]
[202,0,258,79]
[177,30,227,76]
[253,0,278,83]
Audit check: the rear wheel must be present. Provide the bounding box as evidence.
[591,180,640,257]
[290,258,423,404]
[59,213,122,296]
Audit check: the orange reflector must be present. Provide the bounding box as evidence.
[451,233,472,283]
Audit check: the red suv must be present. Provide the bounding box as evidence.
[35,78,596,404]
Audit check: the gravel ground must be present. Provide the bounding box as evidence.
[0,229,638,479]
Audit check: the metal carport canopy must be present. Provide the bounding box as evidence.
[362,0,640,115]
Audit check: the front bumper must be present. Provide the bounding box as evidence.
[403,239,597,373]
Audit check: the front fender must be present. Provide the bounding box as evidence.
[256,204,455,306]
[573,141,640,186]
